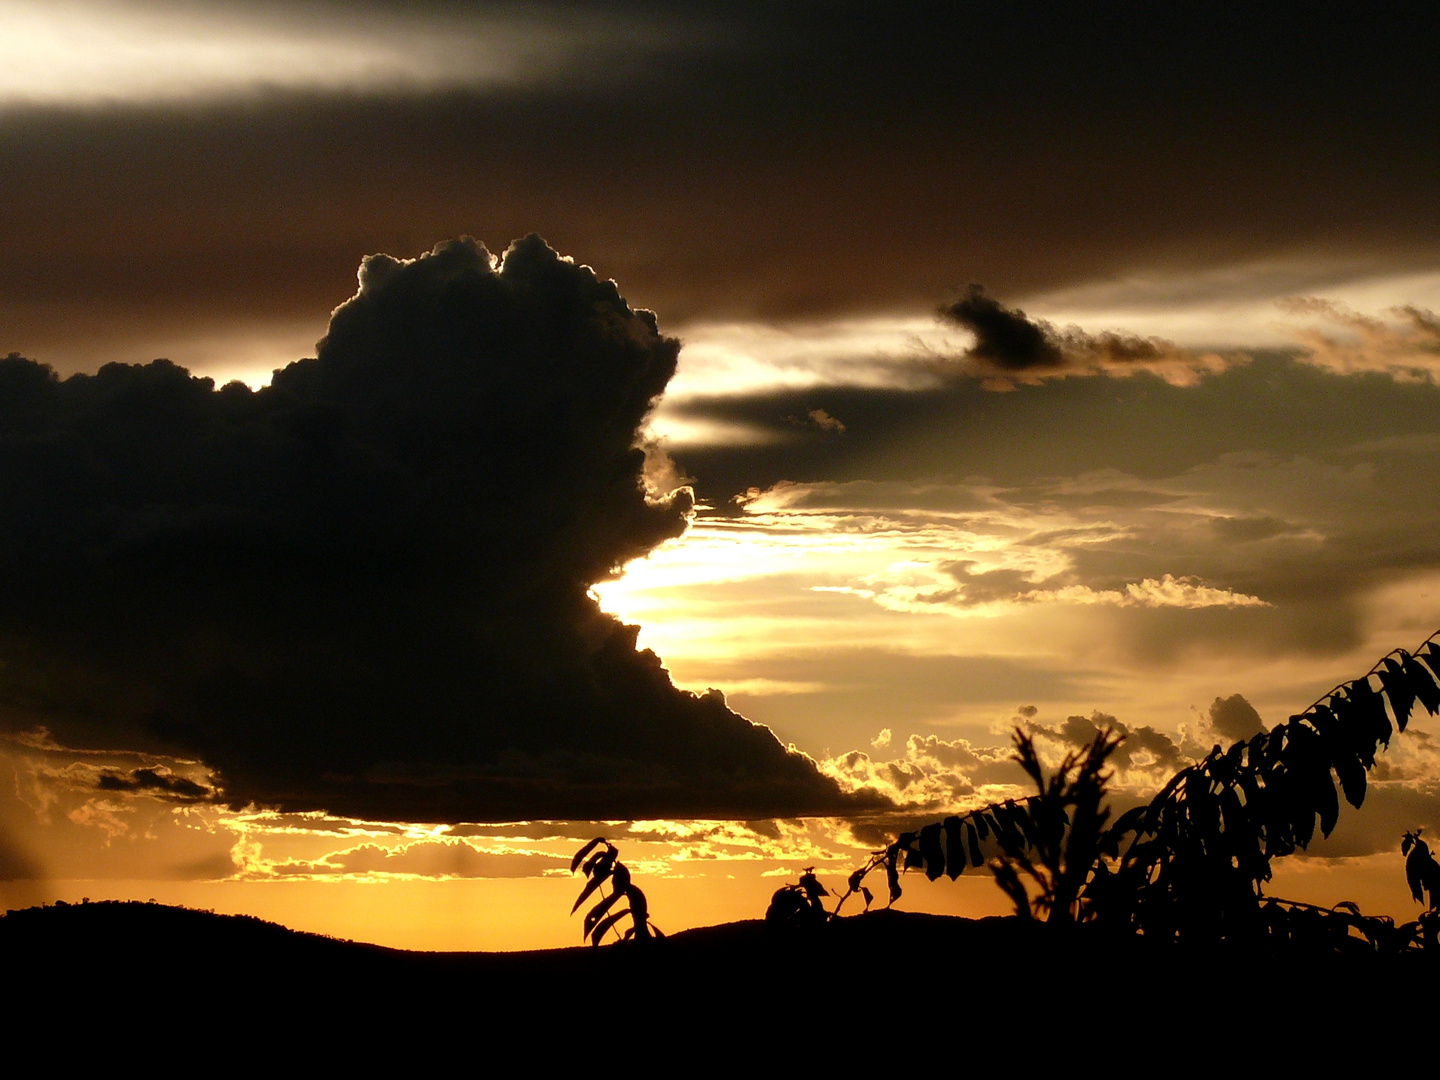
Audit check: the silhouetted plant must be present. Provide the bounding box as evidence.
[770,724,1120,926]
[1090,631,1440,942]
[765,868,833,928]
[1402,828,1440,948]
[1255,897,1434,956]
[768,789,1045,923]
[570,838,663,946]
[1403,829,1440,912]
[773,628,1440,951]
[991,724,1121,923]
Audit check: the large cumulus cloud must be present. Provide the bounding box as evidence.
[0,236,870,822]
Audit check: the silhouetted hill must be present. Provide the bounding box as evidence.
[4,901,1431,1047]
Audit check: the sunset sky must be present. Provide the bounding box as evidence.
[3,2,1440,950]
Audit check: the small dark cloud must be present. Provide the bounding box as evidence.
[1207,694,1267,742]
[96,768,211,800]
[945,561,1042,605]
[1030,711,1189,777]
[0,237,871,822]
[942,286,1064,372]
[939,285,1200,384]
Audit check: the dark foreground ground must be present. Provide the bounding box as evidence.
[3,901,1432,1053]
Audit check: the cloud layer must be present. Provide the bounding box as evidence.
[0,236,866,821]
[6,5,1439,376]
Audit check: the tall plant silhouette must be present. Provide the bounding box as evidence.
[990,725,1121,923]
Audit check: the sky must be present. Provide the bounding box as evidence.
[3,1,1440,950]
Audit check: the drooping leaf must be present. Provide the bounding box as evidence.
[904,847,925,871]
[1292,801,1317,849]
[1379,657,1415,732]
[943,816,966,880]
[582,847,613,878]
[570,838,605,875]
[1280,727,1323,845]
[590,907,631,946]
[1314,769,1340,838]
[1403,653,1440,715]
[1329,693,1375,769]
[1419,641,1440,684]
[1235,768,1264,818]
[990,804,1021,850]
[626,884,650,926]
[1334,752,1366,810]
[974,814,990,841]
[571,873,605,915]
[1406,842,1428,904]
[1010,802,1038,848]
[1305,703,1339,743]
[965,821,983,867]
[610,863,631,896]
[885,845,902,905]
[1218,785,1248,838]
[1344,677,1392,748]
[583,886,623,938]
[919,823,945,881]
[1260,771,1296,859]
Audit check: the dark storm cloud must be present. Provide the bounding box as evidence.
[2,5,1438,369]
[0,236,869,822]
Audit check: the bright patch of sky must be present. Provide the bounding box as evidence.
[0,0,700,105]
